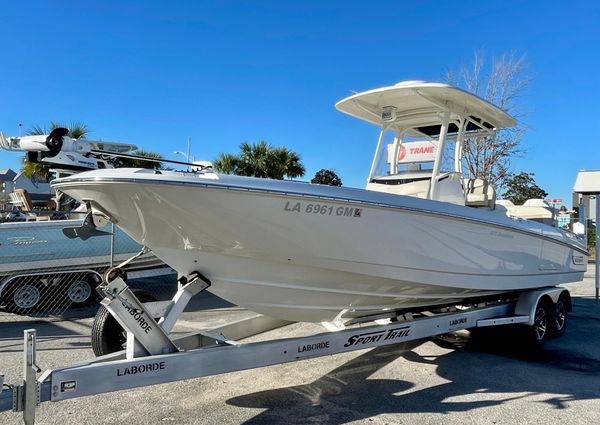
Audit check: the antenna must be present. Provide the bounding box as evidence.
[18,123,22,137]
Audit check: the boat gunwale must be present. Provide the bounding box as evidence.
[52,175,589,257]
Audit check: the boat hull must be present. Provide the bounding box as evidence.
[0,217,167,306]
[0,219,159,274]
[53,170,587,323]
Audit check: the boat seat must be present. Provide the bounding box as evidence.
[13,188,35,211]
[464,178,496,210]
[495,199,555,225]
[10,188,56,219]
[431,172,465,205]
[8,192,24,208]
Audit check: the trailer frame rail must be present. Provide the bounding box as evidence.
[0,281,569,424]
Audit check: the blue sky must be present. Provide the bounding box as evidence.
[0,1,598,205]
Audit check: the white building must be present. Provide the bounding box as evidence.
[573,170,600,225]
[0,168,52,208]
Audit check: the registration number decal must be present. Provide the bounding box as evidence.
[283,201,362,218]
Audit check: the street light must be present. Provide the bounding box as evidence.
[173,151,192,161]
[174,137,193,171]
[173,151,192,172]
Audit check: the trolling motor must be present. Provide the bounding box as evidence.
[44,127,69,157]
[1,126,213,173]
[1,127,135,171]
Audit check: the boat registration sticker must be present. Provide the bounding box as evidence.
[283,201,362,218]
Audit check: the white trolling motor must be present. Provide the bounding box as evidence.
[0,127,212,172]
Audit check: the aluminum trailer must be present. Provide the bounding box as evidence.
[0,269,571,424]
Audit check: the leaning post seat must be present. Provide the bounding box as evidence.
[464,178,496,210]
[366,179,430,198]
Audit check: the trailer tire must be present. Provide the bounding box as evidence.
[65,277,98,306]
[91,289,158,357]
[6,280,45,312]
[549,292,569,337]
[520,298,553,350]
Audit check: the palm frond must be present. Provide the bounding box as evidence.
[25,121,90,139]
[214,141,305,180]
[25,125,49,136]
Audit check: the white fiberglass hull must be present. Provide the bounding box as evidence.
[53,169,587,323]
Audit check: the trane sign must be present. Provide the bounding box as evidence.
[387,141,439,164]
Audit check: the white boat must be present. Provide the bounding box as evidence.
[0,131,171,311]
[51,81,588,324]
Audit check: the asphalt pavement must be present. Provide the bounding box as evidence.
[1,268,600,424]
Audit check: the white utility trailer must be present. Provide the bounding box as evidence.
[0,268,571,425]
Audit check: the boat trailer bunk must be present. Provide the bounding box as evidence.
[0,269,571,424]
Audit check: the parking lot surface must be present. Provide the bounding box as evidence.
[1,268,600,424]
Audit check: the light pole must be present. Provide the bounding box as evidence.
[187,136,191,171]
[174,137,193,171]
[173,151,191,171]
[173,151,192,161]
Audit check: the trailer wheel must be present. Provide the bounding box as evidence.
[549,293,569,337]
[7,281,44,312]
[66,278,95,305]
[91,289,157,356]
[521,298,552,349]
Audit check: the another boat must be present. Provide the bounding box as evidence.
[0,216,165,311]
[0,131,171,312]
[51,81,588,324]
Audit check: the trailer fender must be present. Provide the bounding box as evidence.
[0,269,103,299]
[514,287,571,326]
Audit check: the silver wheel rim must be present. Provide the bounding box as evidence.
[13,285,41,309]
[534,306,547,340]
[555,301,566,331]
[67,281,92,303]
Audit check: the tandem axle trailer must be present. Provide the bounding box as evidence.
[0,269,571,424]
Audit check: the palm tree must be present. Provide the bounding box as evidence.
[214,141,305,180]
[275,147,304,179]
[213,153,240,175]
[26,121,89,139]
[21,122,91,179]
[117,149,165,170]
[238,141,270,177]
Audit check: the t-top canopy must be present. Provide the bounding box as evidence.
[335,80,516,136]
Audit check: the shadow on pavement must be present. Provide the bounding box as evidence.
[0,320,87,340]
